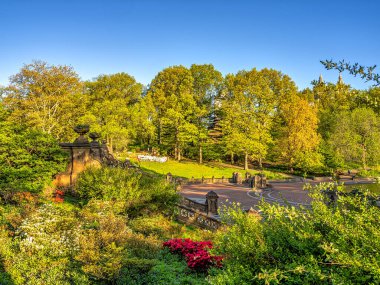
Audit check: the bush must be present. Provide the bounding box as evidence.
[163,238,223,272]
[209,183,380,284]
[74,167,179,216]
[141,249,209,285]
[0,108,67,198]
[0,204,89,285]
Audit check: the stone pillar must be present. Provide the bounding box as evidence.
[261,175,267,188]
[206,191,219,216]
[236,172,243,184]
[249,177,255,189]
[166,172,173,183]
[254,175,260,188]
[232,172,237,183]
[245,172,251,182]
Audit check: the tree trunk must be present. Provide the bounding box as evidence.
[258,157,262,169]
[230,152,234,165]
[158,119,162,146]
[109,137,113,154]
[199,145,203,164]
[244,152,248,170]
[175,127,179,160]
[362,144,367,170]
[178,148,181,161]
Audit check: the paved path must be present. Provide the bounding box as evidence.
[180,178,376,210]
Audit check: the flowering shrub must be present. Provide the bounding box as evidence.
[163,238,222,272]
[54,189,65,203]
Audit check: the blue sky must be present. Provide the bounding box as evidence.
[1,0,379,89]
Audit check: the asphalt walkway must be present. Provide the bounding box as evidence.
[180,178,376,210]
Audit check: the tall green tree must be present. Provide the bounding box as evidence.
[0,104,67,196]
[2,60,84,140]
[275,96,322,172]
[147,66,197,160]
[82,73,143,152]
[329,107,380,169]
[220,69,277,169]
[190,64,223,163]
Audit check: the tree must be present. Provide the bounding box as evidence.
[1,61,84,141]
[220,70,276,170]
[275,96,321,172]
[147,66,197,160]
[329,108,380,169]
[82,73,143,152]
[321,59,380,86]
[190,64,223,163]
[0,104,67,197]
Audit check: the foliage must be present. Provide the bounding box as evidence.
[121,249,209,285]
[129,214,215,241]
[0,204,89,285]
[209,184,380,284]
[147,65,197,160]
[321,59,380,86]
[0,106,67,197]
[329,107,380,168]
[163,238,223,272]
[81,73,144,151]
[74,167,178,216]
[1,60,84,141]
[275,95,322,171]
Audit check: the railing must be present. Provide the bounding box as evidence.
[177,205,221,230]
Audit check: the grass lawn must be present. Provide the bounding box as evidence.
[345,183,380,194]
[131,158,290,180]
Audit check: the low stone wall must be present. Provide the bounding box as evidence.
[177,205,221,230]
[177,191,221,230]
[186,176,233,184]
[180,197,208,212]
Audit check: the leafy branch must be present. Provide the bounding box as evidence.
[321,59,380,86]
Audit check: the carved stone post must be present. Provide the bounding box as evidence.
[261,175,267,188]
[232,172,237,183]
[254,175,260,188]
[236,172,243,184]
[206,191,219,216]
[245,172,251,182]
[166,172,173,183]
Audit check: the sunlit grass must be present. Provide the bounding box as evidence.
[130,158,290,180]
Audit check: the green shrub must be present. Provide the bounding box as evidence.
[0,108,67,198]
[0,204,89,285]
[118,249,208,285]
[209,183,380,284]
[75,167,179,216]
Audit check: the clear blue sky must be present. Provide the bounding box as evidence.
[1,0,379,89]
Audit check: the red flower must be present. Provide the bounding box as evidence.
[163,238,223,271]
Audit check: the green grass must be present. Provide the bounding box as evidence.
[344,183,380,194]
[131,159,290,180]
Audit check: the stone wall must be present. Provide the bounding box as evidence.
[53,125,130,187]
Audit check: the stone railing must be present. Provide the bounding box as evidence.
[177,205,221,230]
[167,172,268,189]
[177,191,221,230]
